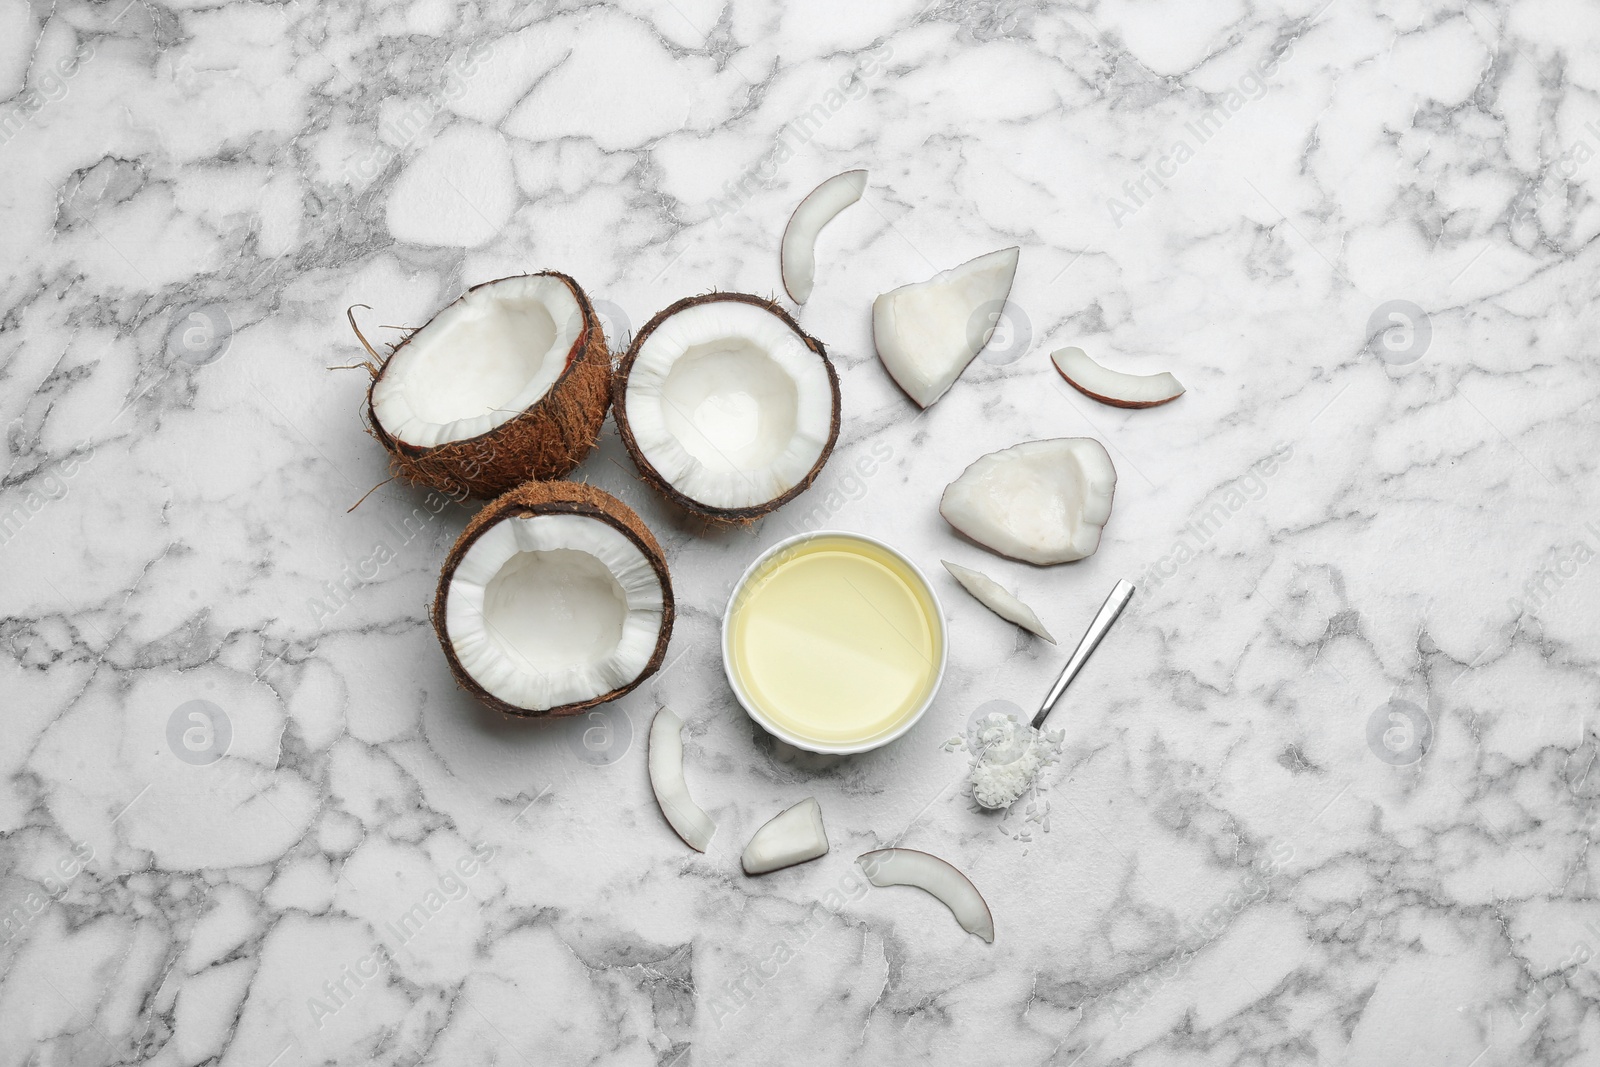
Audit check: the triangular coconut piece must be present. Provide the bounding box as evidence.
[742,797,829,874]
[872,247,1020,408]
[941,560,1055,642]
[940,439,1116,565]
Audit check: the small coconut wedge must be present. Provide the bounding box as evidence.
[366,273,611,498]
[941,439,1116,565]
[941,560,1055,643]
[614,293,840,522]
[742,797,828,874]
[781,170,867,304]
[873,247,1020,408]
[1051,347,1184,408]
[858,848,994,942]
[432,481,672,716]
[649,708,716,852]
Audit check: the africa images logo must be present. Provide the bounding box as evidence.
[1365,698,1432,767]
[166,699,232,766]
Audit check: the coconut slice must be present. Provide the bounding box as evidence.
[649,708,716,852]
[366,273,612,498]
[872,247,1020,408]
[940,439,1116,565]
[858,848,994,942]
[742,797,829,875]
[614,293,841,521]
[1051,347,1184,408]
[781,170,867,304]
[431,481,672,716]
[941,560,1055,643]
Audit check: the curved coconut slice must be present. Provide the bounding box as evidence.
[649,708,716,852]
[742,797,828,875]
[858,848,994,943]
[872,247,1020,408]
[940,439,1116,565]
[781,169,867,304]
[367,273,611,498]
[614,293,841,521]
[941,560,1055,643]
[1051,347,1184,408]
[432,481,673,716]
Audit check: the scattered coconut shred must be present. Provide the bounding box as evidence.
[949,712,1064,818]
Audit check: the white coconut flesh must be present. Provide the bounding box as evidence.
[873,246,1020,408]
[781,169,867,304]
[649,708,716,852]
[858,848,994,943]
[1050,347,1184,408]
[443,514,665,711]
[941,560,1055,643]
[371,275,584,449]
[940,438,1116,565]
[742,797,829,875]
[625,300,833,510]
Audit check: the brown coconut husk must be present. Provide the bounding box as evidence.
[612,292,841,524]
[364,272,612,500]
[431,480,674,717]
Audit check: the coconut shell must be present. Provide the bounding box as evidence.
[431,480,675,717]
[612,292,841,524]
[365,272,612,500]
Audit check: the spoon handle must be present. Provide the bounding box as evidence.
[1031,579,1135,730]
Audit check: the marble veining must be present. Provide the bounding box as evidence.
[2,0,1598,1064]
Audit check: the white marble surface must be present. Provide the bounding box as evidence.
[3,0,1599,1064]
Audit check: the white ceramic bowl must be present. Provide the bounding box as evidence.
[721,530,947,754]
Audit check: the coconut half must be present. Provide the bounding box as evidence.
[431,481,673,716]
[366,273,612,498]
[781,169,867,304]
[873,247,1020,408]
[940,439,1116,565]
[1050,347,1184,408]
[614,293,841,521]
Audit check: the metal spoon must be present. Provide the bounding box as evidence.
[1030,579,1134,730]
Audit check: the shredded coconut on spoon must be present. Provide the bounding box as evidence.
[960,712,1060,810]
[951,582,1134,813]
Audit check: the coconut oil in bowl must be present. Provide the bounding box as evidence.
[722,531,947,754]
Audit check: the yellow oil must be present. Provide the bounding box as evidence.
[728,536,942,747]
